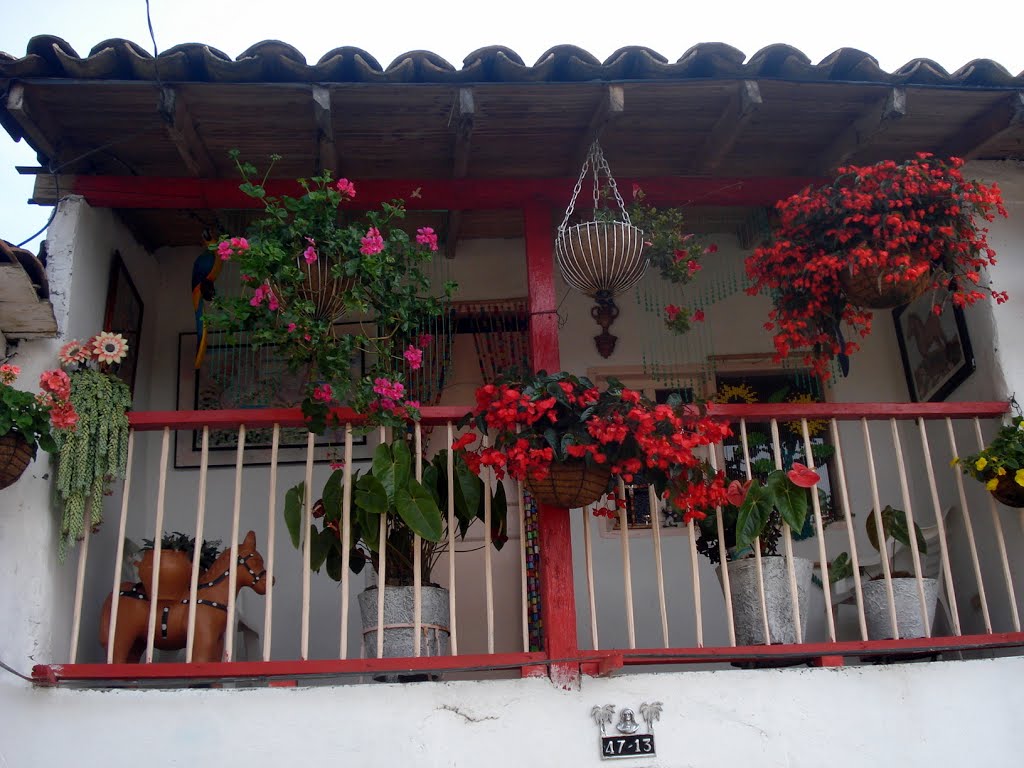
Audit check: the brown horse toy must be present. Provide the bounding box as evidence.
[100,530,268,663]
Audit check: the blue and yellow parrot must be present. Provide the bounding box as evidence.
[191,233,223,369]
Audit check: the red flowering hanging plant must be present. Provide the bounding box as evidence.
[454,371,732,522]
[746,154,1008,378]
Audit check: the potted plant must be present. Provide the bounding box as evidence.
[284,442,506,662]
[695,464,822,645]
[208,153,454,434]
[455,371,731,516]
[53,334,132,559]
[0,362,75,490]
[746,154,1008,378]
[828,505,934,640]
[956,413,1024,507]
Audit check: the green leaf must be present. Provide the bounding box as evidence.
[309,526,331,572]
[372,440,411,504]
[867,505,928,555]
[734,481,773,550]
[828,552,853,584]
[355,473,388,517]
[767,469,808,533]
[421,462,441,506]
[322,469,344,522]
[325,545,344,582]
[395,480,443,541]
[284,482,305,548]
[491,479,508,550]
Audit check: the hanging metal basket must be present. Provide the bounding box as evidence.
[272,253,356,322]
[0,433,34,490]
[555,141,649,301]
[556,220,648,300]
[840,262,931,310]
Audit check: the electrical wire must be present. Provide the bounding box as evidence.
[0,657,34,683]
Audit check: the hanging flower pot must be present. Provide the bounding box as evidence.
[555,141,649,358]
[839,262,932,310]
[990,474,1024,508]
[286,254,357,323]
[525,460,613,509]
[0,432,34,490]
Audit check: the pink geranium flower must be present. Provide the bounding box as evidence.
[335,178,356,199]
[403,345,423,370]
[416,227,439,252]
[313,383,333,402]
[360,227,384,255]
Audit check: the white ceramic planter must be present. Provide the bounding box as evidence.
[862,577,938,640]
[718,556,813,645]
[358,585,451,661]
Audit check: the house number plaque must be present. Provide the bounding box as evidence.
[590,702,662,760]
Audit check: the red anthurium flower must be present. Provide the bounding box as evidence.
[787,462,820,488]
[726,478,753,507]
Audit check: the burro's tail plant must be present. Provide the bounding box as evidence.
[285,439,506,585]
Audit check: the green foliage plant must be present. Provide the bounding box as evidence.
[284,441,506,587]
[827,504,927,584]
[207,152,456,434]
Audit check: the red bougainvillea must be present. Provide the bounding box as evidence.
[746,154,1008,378]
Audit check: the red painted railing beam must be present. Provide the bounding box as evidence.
[50,175,828,211]
[525,199,581,687]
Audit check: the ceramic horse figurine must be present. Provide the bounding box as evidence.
[100,530,268,663]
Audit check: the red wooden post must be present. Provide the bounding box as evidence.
[524,200,581,687]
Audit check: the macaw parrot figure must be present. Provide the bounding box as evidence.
[191,233,223,369]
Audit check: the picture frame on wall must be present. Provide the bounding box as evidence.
[102,251,144,396]
[893,292,975,402]
[174,326,370,468]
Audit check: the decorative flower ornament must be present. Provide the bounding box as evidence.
[90,332,129,365]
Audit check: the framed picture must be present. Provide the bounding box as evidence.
[103,251,144,395]
[893,293,975,402]
[174,326,370,468]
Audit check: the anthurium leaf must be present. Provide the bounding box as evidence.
[491,480,508,550]
[322,469,344,522]
[372,441,411,505]
[734,481,772,551]
[395,481,443,542]
[453,457,482,523]
[284,482,305,548]
[767,469,808,533]
[325,545,343,582]
[828,552,853,584]
[421,462,441,506]
[309,526,330,572]
[355,473,388,517]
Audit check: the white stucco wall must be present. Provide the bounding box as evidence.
[2,658,1023,766]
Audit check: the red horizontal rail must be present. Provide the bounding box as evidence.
[34,632,1024,686]
[31,651,546,685]
[705,401,1010,421]
[128,406,472,431]
[57,175,826,211]
[583,631,1024,670]
[127,401,1009,432]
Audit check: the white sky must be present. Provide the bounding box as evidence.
[2,0,1022,252]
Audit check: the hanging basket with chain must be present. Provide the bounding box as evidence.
[555,142,649,357]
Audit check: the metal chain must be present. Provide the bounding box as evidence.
[558,141,632,233]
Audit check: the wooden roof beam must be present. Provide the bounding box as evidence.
[158,87,216,178]
[938,91,1024,159]
[312,85,338,176]
[813,87,905,175]
[699,81,763,172]
[445,88,475,258]
[570,85,625,173]
[5,83,60,166]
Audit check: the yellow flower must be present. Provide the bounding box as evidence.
[950,457,960,467]
[975,457,988,472]
[1016,469,1024,488]
[998,467,1007,476]
[987,478,999,491]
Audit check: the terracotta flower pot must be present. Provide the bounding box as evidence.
[839,262,931,309]
[525,460,612,509]
[990,474,1024,508]
[0,432,35,490]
